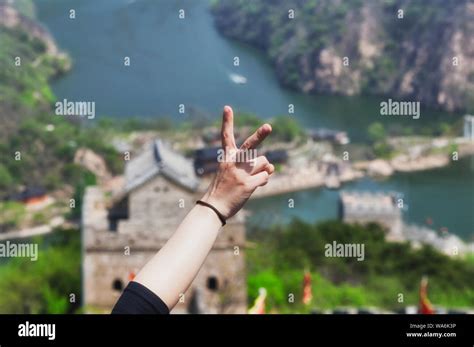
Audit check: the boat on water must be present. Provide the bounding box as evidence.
[229,73,247,84]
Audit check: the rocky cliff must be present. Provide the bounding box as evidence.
[212,0,474,112]
[0,1,59,54]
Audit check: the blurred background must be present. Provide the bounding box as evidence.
[0,0,473,314]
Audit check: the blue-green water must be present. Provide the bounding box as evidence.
[247,156,474,240]
[36,0,473,239]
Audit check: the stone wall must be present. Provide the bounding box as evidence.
[173,248,247,314]
[83,251,155,310]
[119,176,196,239]
[85,247,247,313]
[82,176,247,313]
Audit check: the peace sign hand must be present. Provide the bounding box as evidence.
[201,106,274,219]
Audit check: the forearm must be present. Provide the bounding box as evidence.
[133,204,222,309]
[113,105,273,314]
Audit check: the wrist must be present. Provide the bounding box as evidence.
[195,200,226,227]
[200,192,229,219]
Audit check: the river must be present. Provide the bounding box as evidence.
[36,0,474,239]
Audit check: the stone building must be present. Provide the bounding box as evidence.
[82,139,247,313]
[339,191,403,240]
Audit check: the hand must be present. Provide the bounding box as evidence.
[201,105,274,219]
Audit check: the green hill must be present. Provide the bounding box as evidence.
[212,0,474,112]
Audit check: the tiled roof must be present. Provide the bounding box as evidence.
[124,139,200,193]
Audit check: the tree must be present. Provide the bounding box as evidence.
[246,219,474,311]
[0,229,81,313]
[368,122,386,143]
[0,164,13,189]
[272,116,304,142]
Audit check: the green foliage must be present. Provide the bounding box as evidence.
[233,112,262,129]
[449,143,458,155]
[95,116,175,134]
[0,164,13,190]
[0,228,81,313]
[373,141,394,159]
[212,0,367,90]
[0,24,94,196]
[0,201,26,230]
[69,169,97,219]
[212,0,469,110]
[367,122,386,143]
[32,212,47,225]
[367,122,394,158]
[1,111,123,197]
[212,112,303,143]
[402,126,414,136]
[0,21,119,192]
[248,271,285,307]
[438,122,454,136]
[271,116,304,142]
[247,220,474,312]
[0,26,66,108]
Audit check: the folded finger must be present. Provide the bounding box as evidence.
[250,156,272,175]
[248,171,270,189]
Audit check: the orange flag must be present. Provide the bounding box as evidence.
[249,288,267,314]
[303,270,313,305]
[419,276,434,314]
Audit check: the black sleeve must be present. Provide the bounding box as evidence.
[111,281,170,314]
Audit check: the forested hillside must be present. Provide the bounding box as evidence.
[212,0,474,112]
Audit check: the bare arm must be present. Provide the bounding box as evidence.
[133,105,274,310]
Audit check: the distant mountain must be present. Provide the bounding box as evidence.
[211,0,474,112]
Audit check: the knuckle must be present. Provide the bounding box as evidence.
[234,170,245,182]
[243,181,254,192]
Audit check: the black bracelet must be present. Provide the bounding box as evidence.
[196,200,226,226]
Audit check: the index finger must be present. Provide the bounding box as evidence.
[221,105,236,149]
[240,123,272,150]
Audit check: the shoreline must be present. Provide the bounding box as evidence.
[252,140,474,200]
